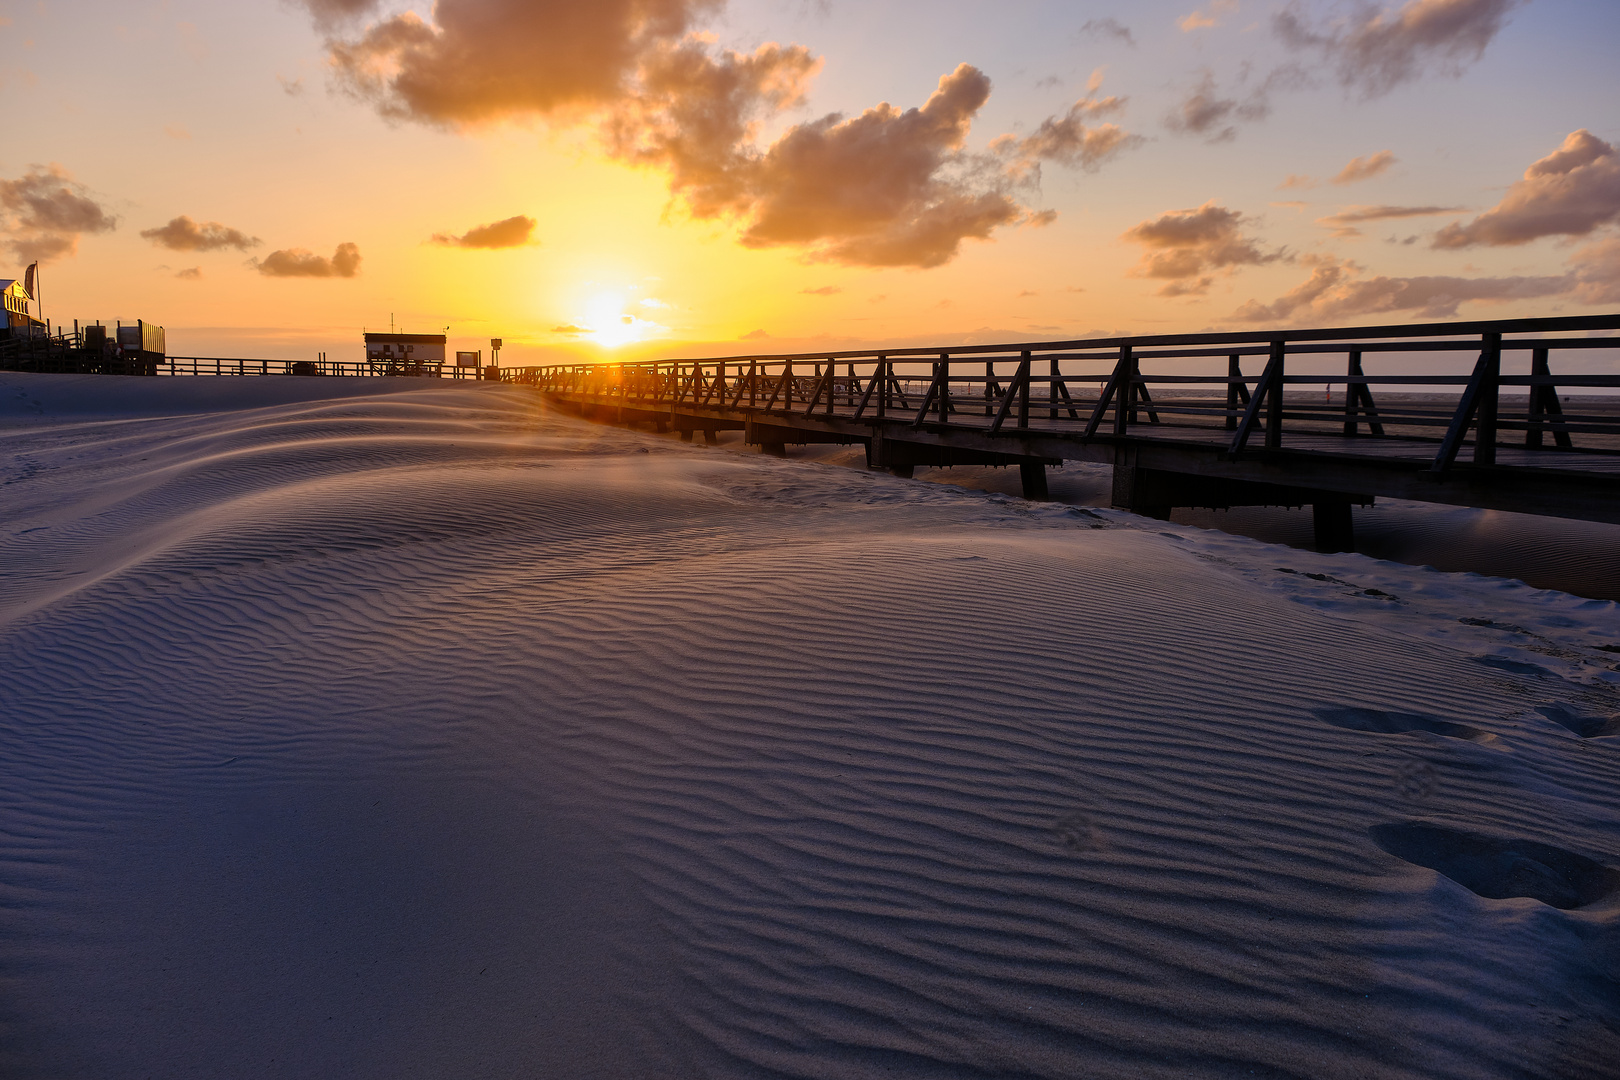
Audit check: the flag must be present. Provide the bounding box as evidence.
[22,262,37,300]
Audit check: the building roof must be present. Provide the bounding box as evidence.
[363,332,446,344]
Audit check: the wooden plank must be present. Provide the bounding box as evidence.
[1084,349,1130,439]
[990,353,1031,434]
[1474,332,1501,466]
[1230,342,1283,454]
[1526,346,1574,450]
[1433,341,1494,473]
[853,357,883,418]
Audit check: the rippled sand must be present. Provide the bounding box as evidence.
[2,373,1618,1079]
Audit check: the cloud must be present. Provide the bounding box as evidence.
[1079,18,1136,46]
[429,214,538,248]
[1316,203,1467,237]
[1332,150,1396,184]
[551,324,587,334]
[1121,201,1285,295]
[740,328,770,339]
[318,0,721,126]
[1432,129,1620,248]
[1274,0,1524,99]
[1271,200,1309,209]
[1278,174,1316,190]
[298,0,388,32]
[254,242,362,278]
[0,164,118,264]
[993,88,1143,179]
[1570,236,1620,304]
[175,267,203,280]
[1232,253,1568,321]
[164,124,191,140]
[279,75,305,97]
[1178,0,1238,32]
[623,61,1038,268]
[1163,67,1305,143]
[312,1,1113,269]
[801,285,841,295]
[140,215,261,252]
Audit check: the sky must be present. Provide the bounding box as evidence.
[1,0,1617,365]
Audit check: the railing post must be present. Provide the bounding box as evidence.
[1473,331,1501,465]
[1526,346,1572,449]
[1226,354,1243,431]
[938,353,950,423]
[1017,350,1031,429]
[1113,345,1133,436]
[876,356,887,419]
[1265,339,1285,450]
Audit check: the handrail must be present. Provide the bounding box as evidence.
[506,314,1620,471]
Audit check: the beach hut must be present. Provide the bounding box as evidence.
[364,332,446,376]
[0,277,42,337]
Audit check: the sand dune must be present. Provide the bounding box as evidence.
[2,374,1618,1078]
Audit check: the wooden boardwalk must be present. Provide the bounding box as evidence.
[508,314,1620,548]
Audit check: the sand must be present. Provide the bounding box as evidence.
[2,372,1618,1079]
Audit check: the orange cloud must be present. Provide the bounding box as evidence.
[1122,201,1285,296]
[255,243,362,278]
[1332,150,1396,184]
[1433,129,1620,248]
[0,164,117,264]
[311,1,1118,269]
[141,215,261,252]
[1232,254,1567,321]
[1315,203,1465,237]
[1178,0,1237,32]
[993,90,1142,179]
[429,214,537,249]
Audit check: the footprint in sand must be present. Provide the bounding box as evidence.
[1312,706,1494,743]
[1471,655,1554,678]
[1535,704,1620,739]
[1369,822,1620,910]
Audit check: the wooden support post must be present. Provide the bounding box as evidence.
[1226,354,1248,431]
[1474,332,1500,466]
[1114,345,1134,436]
[1230,342,1283,454]
[1313,502,1354,553]
[1526,346,1573,450]
[990,353,1031,434]
[1433,335,1499,474]
[876,356,888,419]
[1018,350,1031,430]
[938,353,950,422]
[1342,350,1385,437]
[1265,339,1285,450]
[1083,349,1130,439]
[853,359,881,419]
[1020,461,1048,500]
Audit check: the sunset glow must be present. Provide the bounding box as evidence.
[0,0,1614,365]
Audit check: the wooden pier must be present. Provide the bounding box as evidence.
[506,314,1620,551]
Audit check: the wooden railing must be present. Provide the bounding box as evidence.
[502,314,1620,472]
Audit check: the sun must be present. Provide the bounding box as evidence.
[581,291,647,348]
